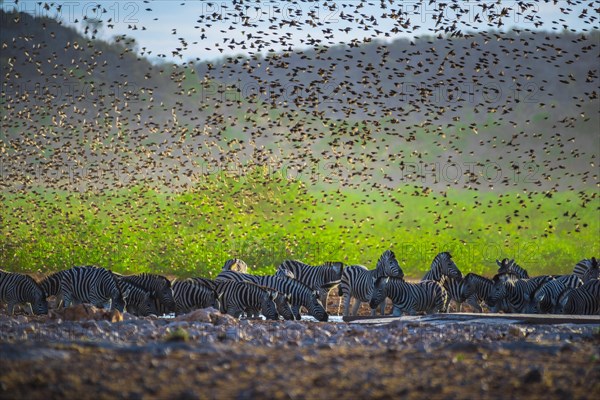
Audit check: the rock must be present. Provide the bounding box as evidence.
[174,308,219,324]
[49,304,123,322]
[522,368,543,384]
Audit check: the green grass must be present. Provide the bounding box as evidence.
[1,169,598,278]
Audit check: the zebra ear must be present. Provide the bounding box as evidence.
[122,288,131,300]
[269,291,277,300]
[496,259,502,267]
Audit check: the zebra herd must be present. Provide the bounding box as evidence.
[0,253,599,319]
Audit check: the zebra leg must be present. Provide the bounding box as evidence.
[392,305,402,317]
[7,301,16,316]
[350,298,361,316]
[291,305,301,320]
[456,302,462,313]
[379,298,386,316]
[467,297,482,313]
[343,294,352,317]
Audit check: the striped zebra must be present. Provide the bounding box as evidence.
[213,280,279,320]
[172,279,220,315]
[117,273,176,314]
[216,270,328,321]
[60,266,126,312]
[489,275,552,313]
[277,260,344,306]
[525,274,583,314]
[573,258,598,281]
[557,280,600,315]
[39,270,68,308]
[421,252,462,281]
[0,270,48,315]
[370,277,446,316]
[188,277,218,291]
[460,273,496,312]
[496,258,529,279]
[222,258,248,273]
[118,280,158,317]
[438,275,481,313]
[338,250,404,316]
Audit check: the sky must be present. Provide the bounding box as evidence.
[2,0,597,63]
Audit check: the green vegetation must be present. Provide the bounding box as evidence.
[1,168,597,278]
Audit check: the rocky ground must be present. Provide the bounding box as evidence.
[1,294,599,399]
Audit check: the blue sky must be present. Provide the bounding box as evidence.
[2,1,597,63]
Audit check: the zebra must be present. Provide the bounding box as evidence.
[118,280,158,317]
[438,275,481,313]
[370,277,446,316]
[117,273,176,314]
[277,260,344,306]
[488,275,552,313]
[0,270,48,315]
[582,258,599,282]
[60,266,126,312]
[222,258,248,273]
[557,280,600,315]
[496,258,529,279]
[421,252,462,281]
[573,257,598,281]
[39,270,68,308]
[525,274,583,314]
[213,280,279,320]
[460,273,497,312]
[188,277,218,290]
[338,250,404,316]
[216,270,328,321]
[172,279,220,315]
[214,271,295,320]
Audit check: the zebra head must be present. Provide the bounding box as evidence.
[273,292,295,321]
[222,258,248,273]
[307,289,328,322]
[369,276,389,310]
[260,291,280,321]
[275,268,295,280]
[460,273,477,300]
[31,290,49,315]
[376,250,404,278]
[489,276,509,307]
[432,252,462,279]
[555,288,574,314]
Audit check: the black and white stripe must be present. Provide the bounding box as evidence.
[277,260,344,306]
[460,273,497,312]
[557,280,600,315]
[213,280,279,320]
[370,277,446,316]
[438,275,482,313]
[118,273,175,314]
[39,270,68,308]
[573,258,598,281]
[526,274,583,314]
[0,270,48,315]
[118,280,158,316]
[489,275,552,313]
[338,250,404,316]
[222,258,248,273]
[172,279,220,315]
[60,266,126,312]
[216,271,328,321]
[496,258,529,279]
[421,252,462,281]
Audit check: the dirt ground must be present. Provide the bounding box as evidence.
[1,292,599,399]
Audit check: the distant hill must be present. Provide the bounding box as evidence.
[1,10,598,192]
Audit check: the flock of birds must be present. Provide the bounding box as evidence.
[1,251,599,320]
[0,3,598,298]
